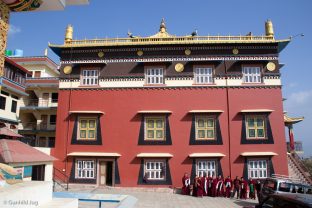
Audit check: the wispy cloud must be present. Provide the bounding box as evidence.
[287,89,312,105]
[8,25,21,36]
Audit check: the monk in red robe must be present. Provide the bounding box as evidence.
[240,177,248,200]
[224,176,232,198]
[202,174,208,196]
[197,176,204,197]
[216,175,224,197]
[192,175,199,197]
[181,173,191,195]
[211,175,218,197]
[207,174,213,197]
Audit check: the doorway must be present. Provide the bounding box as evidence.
[99,160,114,186]
[32,165,45,181]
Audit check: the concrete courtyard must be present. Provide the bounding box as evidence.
[62,186,258,208]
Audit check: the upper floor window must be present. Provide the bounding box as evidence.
[246,115,266,139]
[196,115,215,140]
[194,67,213,84]
[81,70,99,86]
[11,100,17,113]
[145,117,165,141]
[78,118,96,140]
[248,160,267,178]
[145,68,164,85]
[144,160,165,180]
[242,67,261,83]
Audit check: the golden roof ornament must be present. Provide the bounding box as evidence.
[265,19,274,37]
[149,18,174,38]
[65,24,73,44]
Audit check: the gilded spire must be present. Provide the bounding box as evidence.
[265,19,274,37]
[160,18,166,33]
[65,24,73,44]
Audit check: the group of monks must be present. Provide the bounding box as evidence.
[182,173,262,200]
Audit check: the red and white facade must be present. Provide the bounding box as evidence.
[49,21,291,187]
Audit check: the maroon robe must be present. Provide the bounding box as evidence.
[182,176,191,195]
[207,176,213,196]
[240,180,248,199]
[216,178,224,197]
[197,177,204,197]
[211,178,218,197]
[202,177,208,196]
[224,178,232,198]
[192,177,198,197]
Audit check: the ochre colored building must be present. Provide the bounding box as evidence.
[49,20,290,188]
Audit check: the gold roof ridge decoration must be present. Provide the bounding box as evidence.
[49,19,291,49]
[284,113,304,125]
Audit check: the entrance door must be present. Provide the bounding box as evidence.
[99,161,113,186]
[99,161,107,186]
[32,165,45,181]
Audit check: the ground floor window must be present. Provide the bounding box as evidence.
[76,160,95,179]
[248,160,267,178]
[144,160,165,180]
[197,160,216,177]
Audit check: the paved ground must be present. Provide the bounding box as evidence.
[61,186,258,208]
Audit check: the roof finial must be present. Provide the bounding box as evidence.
[265,19,274,37]
[65,24,73,44]
[160,18,166,33]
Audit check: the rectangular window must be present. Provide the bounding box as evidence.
[1,90,9,96]
[48,137,55,148]
[76,160,95,179]
[197,160,216,177]
[145,117,165,141]
[194,67,213,84]
[145,68,164,84]
[51,93,58,103]
[246,115,266,139]
[248,160,267,178]
[196,116,215,140]
[0,96,6,110]
[144,160,165,180]
[11,100,17,113]
[81,70,99,86]
[242,67,261,83]
[78,118,96,140]
[50,115,57,125]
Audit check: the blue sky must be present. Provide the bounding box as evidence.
[7,0,312,156]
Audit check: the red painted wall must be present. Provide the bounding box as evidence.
[52,87,287,187]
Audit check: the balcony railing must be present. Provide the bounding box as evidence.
[23,122,56,131]
[22,99,58,107]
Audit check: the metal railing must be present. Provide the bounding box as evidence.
[23,122,56,131]
[53,167,69,191]
[50,34,287,48]
[288,152,312,185]
[22,99,58,107]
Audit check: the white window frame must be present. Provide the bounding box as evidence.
[76,160,95,179]
[145,68,164,85]
[196,160,216,177]
[194,67,213,84]
[81,69,99,86]
[248,160,267,179]
[144,160,165,180]
[242,66,262,83]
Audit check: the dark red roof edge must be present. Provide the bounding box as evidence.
[5,57,32,75]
